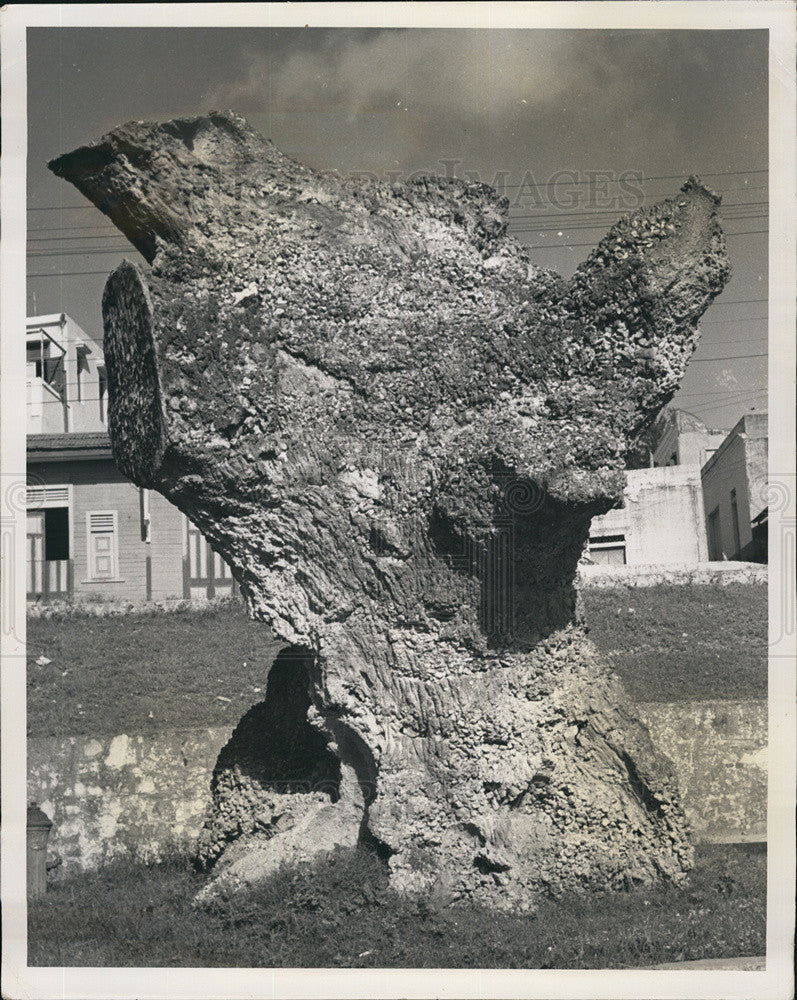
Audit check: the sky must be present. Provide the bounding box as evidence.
[26,27,769,430]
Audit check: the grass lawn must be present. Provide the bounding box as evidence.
[27,583,767,738]
[27,601,282,739]
[28,842,765,969]
[581,583,767,703]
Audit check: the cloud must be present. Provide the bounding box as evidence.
[202,29,766,182]
[207,29,655,127]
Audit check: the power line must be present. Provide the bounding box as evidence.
[685,394,767,417]
[27,234,133,243]
[697,337,768,347]
[500,168,768,190]
[29,269,123,278]
[28,223,120,234]
[510,218,766,235]
[29,232,770,259]
[676,387,767,399]
[27,248,137,259]
[509,202,769,221]
[25,205,767,238]
[687,352,767,363]
[26,170,770,213]
[27,216,768,253]
[706,298,768,306]
[700,317,768,325]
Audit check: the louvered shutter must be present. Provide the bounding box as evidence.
[26,485,70,508]
[87,511,118,579]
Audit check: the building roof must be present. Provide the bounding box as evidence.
[27,432,113,462]
[751,507,768,526]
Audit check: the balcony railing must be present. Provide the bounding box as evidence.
[27,559,74,600]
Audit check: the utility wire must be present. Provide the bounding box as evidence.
[27,199,769,233]
[508,231,767,249]
[25,228,770,259]
[508,203,769,221]
[26,169,769,212]
[700,317,769,326]
[687,353,767,363]
[676,387,767,398]
[497,168,768,189]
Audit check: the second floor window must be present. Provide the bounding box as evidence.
[98,367,108,423]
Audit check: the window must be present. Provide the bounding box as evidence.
[27,485,70,508]
[25,486,71,559]
[707,506,723,561]
[98,366,108,423]
[26,485,73,597]
[730,489,741,557]
[86,511,118,580]
[76,349,90,402]
[588,533,627,566]
[27,341,43,377]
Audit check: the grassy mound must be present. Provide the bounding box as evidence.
[27,582,767,738]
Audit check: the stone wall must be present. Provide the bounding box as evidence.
[579,561,767,588]
[28,700,766,873]
[28,726,231,870]
[638,701,767,843]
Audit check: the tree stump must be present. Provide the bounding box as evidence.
[51,112,730,909]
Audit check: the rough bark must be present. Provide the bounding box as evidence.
[50,112,730,909]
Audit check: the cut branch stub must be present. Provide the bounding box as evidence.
[51,112,730,908]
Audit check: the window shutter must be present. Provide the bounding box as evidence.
[27,485,70,508]
[87,511,118,579]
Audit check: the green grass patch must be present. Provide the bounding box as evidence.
[26,601,282,739]
[28,842,766,969]
[582,583,767,702]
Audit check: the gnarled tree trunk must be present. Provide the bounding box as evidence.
[50,112,730,909]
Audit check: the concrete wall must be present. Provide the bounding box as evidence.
[655,426,727,469]
[589,465,708,566]
[26,314,106,435]
[579,560,768,588]
[27,379,66,435]
[28,701,767,872]
[652,410,726,469]
[638,701,767,843]
[28,727,232,870]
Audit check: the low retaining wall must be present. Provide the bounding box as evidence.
[638,700,767,843]
[28,727,232,870]
[579,561,767,588]
[28,700,767,872]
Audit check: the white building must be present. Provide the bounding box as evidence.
[26,313,107,435]
[587,465,709,568]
